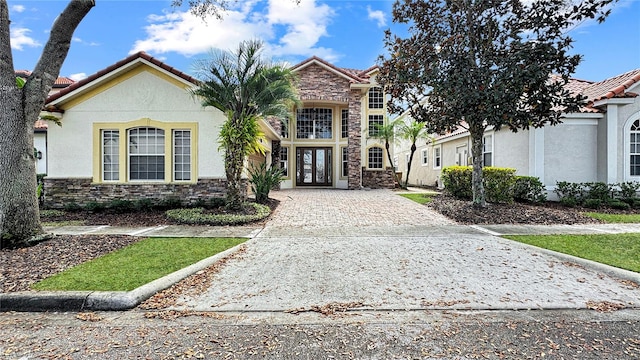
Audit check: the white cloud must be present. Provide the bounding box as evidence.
[367,6,386,27]
[10,27,41,50]
[11,5,26,13]
[131,0,338,61]
[69,73,87,81]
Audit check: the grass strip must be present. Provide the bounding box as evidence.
[503,233,640,273]
[32,237,246,291]
[399,193,433,204]
[584,212,640,223]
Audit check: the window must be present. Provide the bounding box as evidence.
[96,120,195,183]
[296,108,332,139]
[434,146,441,169]
[368,87,384,109]
[173,130,191,181]
[421,149,429,166]
[129,127,165,180]
[368,147,383,169]
[341,147,349,177]
[405,154,410,168]
[368,115,384,136]
[630,120,640,176]
[341,109,349,138]
[102,130,119,181]
[280,147,289,177]
[280,119,289,138]
[483,134,493,167]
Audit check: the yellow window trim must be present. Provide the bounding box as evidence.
[93,118,198,184]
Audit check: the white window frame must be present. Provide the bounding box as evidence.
[341,147,349,178]
[421,148,429,166]
[102,130,120,181]
[368,87,384,109]
[368,115,384,137]
[483,134,493,167]
[280,146,289,178]
[128,127,165,181]
[341,109,349,138]
[368,147,384,169]
[433,145,442,169]
[173,130,191,181]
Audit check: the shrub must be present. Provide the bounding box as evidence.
[483,167,516,204]
[210,197,226,208]
[513,176,547,203]
[584,182,613,202]
[63,202,82,212]
[608,199,631,210]
[155,197,182,210]
[583,198,602,209]
[135,198,155,211]
[249,162,284,204]
[166,202,271,225]
[40,209,65,217]
[555,181,586,206]
[619,181,640,199]
[85,201,106,213]
[441,166,473,199]
[108,199,135,213]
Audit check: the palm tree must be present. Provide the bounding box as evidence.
[370,119,402,187]
[192,40,298,210]
[398,120,431,189]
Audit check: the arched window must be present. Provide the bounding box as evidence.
[368,147,383,169]
[630,120,640,176]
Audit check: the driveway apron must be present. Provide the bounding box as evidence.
[173,189,640,312]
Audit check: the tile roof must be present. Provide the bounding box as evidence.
[46,51,198,104]
[34,119,48,131]
[15,70,75,88]
[582,68,640,106]
[291,56,372,84]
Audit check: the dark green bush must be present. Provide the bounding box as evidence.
[166,203,271,225]
[249,162,284,204]
[483,167,516,203]
[513,176,547,203]
[63,202,82,212]
[555,181,586,206]
[619,181,640,199]
[608,199,631,210]
[85,201,106,213]
[441,166,473,199]
[210,197,226,208]
[109,199,135,213]
[135,198,155,211]
[584,182,613,202]
[583,198,602,209]
[155,197,182,210]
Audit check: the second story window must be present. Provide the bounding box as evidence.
[368,87,384,109]
[296,108,332,139]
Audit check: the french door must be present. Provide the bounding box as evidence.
[296,147,332,186]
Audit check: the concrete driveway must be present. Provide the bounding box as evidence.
[172,189,640,312]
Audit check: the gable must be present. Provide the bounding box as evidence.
[296,63,353,102]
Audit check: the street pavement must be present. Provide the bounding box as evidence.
[1,188,639,359]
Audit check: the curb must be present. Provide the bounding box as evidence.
[0,241,247,312]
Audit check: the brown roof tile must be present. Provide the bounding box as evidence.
[582,68,640,105]
[46,52,198,104]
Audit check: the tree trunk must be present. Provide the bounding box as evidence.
[404,143,417,190]
[225,140,246,211]
[469,124,486,208]
[385,140,401,187]
[0,0,94,247]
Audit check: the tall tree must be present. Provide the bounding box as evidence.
[0,0,94,248]
[192,40,298,210]
[378,0,613,207]
[398,120,430,189]
[370,119,402,187]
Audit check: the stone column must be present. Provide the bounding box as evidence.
[347,90,362,189]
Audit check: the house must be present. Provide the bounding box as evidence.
[16,70,75,175]
[41,53,393,208]
[393,69,640,198]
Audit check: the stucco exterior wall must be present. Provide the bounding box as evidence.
[47,70,226,180]
[494,129,529,174]
[544,122,598,184]
[34,132,47,175]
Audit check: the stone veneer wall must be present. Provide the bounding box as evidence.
[296,64,351,102]
[362,167,396,189]
[43,178,243,209]
[348,90,363,189]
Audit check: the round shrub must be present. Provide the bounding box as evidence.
[166,202,271,225]
[583,198,601,209]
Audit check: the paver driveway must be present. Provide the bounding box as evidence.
[172,189,640,312]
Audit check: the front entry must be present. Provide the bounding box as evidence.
[296,147,332,186]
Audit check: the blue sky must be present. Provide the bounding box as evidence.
[7,0,640,83]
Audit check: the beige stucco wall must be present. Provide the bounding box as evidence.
[47,70,226,180]
[544,122,598,184]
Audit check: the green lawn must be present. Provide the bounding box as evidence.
[399,193,434,204]
[584,212,640,223]
[32,237,246,291]
[503,233,640,272]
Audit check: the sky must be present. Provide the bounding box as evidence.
[7,0,640,83]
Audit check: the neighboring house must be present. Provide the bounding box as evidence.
[41,52,280,208]
[16,70,75,175]
[394,69,640,198]
[278,56,395,190]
